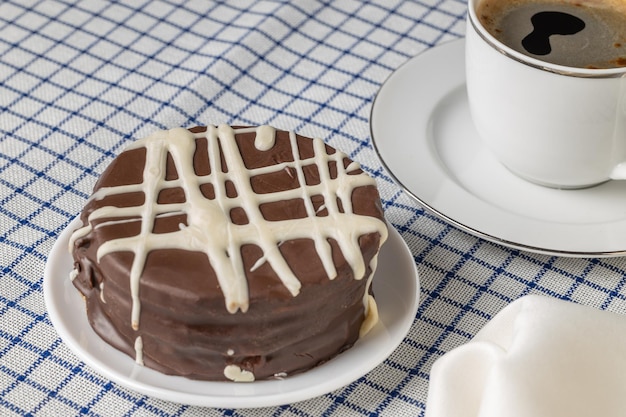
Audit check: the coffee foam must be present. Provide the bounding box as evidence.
[476,0,626,69]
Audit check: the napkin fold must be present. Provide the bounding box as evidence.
[426,295,626,417]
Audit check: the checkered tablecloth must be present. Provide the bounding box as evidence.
[2,1,626,416]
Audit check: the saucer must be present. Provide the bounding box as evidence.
[371,38,626,257]
[44,218,419,408]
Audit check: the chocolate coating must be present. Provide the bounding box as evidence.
[70,125,386,381]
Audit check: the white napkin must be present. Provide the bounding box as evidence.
[426,295,626,417]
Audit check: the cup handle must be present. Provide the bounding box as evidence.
[611,79,626,180]
[610,162,626,180]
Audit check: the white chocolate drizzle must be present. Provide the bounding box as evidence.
[69,125,388,365]
[224,364,255,382]
[254,125,276,151]
[99,282,106,304]
[134,336,144,365]
[359,294,379,337]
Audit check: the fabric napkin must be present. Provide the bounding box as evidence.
[426,294,626,417]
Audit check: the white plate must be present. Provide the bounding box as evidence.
[44,218,419,408]
[371,38,626,257]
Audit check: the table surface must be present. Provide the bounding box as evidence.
[2,1,626,416]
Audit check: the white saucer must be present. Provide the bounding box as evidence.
[371,38,626,257]
[43,218,419,408]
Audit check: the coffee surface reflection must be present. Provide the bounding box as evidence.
[477,0,626,69]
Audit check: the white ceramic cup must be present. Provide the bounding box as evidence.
[466,0,626,189]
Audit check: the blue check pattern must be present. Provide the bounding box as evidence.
[1,1,625,416]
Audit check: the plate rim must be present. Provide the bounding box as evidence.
[43,217,419,408]
[370,38,626,258]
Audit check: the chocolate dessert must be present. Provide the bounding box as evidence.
[69,125,388,381]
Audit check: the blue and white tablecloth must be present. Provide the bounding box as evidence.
[2,1,625,416]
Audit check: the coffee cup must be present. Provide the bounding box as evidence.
[466,0,626,189]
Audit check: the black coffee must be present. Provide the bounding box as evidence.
[477,0,626,69]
